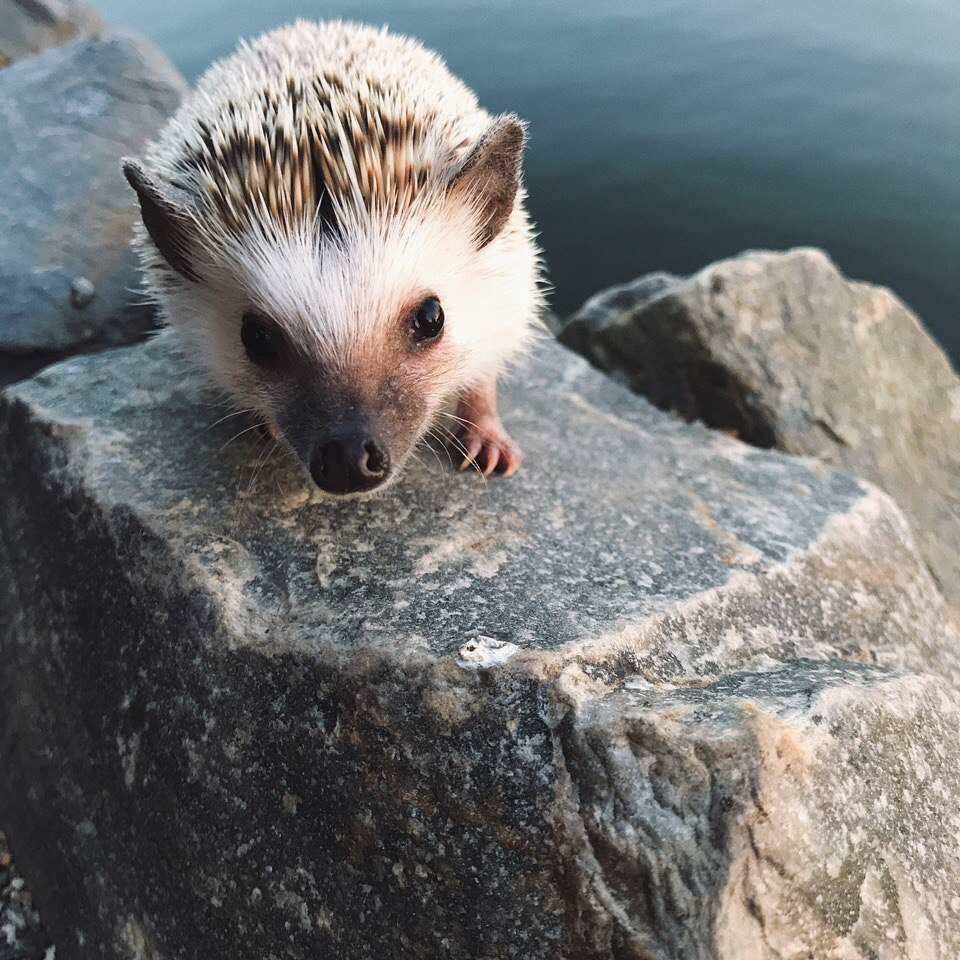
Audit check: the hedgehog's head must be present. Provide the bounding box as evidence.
[123,115,541,496]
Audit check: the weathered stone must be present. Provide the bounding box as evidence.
[0,31,186,381]
[0,0,102,66]
[558,248,960,618]
[0,829,53,960]
[1,335,958,959]
[565,661,960,959]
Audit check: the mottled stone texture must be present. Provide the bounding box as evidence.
[1,336,958,959]
[0,830,53,960]
[558,248,960,619]
[0,0,101,66]
[565,663,960,959]
[0,31,185,384]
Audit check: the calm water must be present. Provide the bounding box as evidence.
[99,0,960,362]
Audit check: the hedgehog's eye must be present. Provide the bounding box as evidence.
[241,313,287,368]
[411,297,444,343]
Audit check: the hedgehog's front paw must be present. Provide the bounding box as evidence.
[453,415,522,478]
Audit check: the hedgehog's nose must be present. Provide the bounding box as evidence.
[311,430,390,495]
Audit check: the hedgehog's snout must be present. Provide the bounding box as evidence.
[310,425,391,495]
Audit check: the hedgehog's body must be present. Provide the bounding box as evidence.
[125,21,543,494]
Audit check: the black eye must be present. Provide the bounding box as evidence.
[411,297,444,342]
[241,313,286,368]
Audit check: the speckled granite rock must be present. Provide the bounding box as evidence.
[0,831,53,960]
[0,0,101,66]
[558,248,960,619]
[1,335,958,959]
[0,31,185,383]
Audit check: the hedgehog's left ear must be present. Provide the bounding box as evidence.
[449,114,525,249]
[122,158,202,282]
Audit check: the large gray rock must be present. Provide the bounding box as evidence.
[0,31,185,382]
[559,248,960,618]
[1,335,958,959]
[0,0,102,66]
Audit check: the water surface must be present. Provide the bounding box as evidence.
[98,0,960,361]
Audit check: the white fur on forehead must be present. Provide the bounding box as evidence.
[209,194,540,380]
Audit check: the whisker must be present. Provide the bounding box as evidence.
[432,423,485,481]
[192,407,255,442]
[407,449,432,476]
[418,431,449,473]
[435,412,523,483]
[233,435,280,521]
[204,394,246,410]
[436,411,479,430]
[229,431,269,520]
[218,421,264,453]
[244,437,281,500]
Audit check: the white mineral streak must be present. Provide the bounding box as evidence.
[551,485,960,707]
[456,636,520,670]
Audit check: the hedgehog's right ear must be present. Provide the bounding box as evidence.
[449,114,526,249]
[122,159,201,282]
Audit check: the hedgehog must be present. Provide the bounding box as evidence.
[122,20,544,496]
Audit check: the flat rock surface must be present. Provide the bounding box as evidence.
[1,336,957,959]
[558,248,960,619]
[0,31,185,371]
[9,335,901,659]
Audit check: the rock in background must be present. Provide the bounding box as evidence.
[0,30,186,387]
[0,0,102,66]
[2,335,958,959]
[559,248,960,618]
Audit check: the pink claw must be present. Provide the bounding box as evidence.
[450,382,522,480]
[454,416,522,479]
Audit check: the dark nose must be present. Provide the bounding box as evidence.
[310,430,390,494]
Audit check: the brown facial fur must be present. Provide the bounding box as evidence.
[253,296,462,485]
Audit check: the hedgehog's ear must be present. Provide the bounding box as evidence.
[449,114,525,248]
[122,158,201,282]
